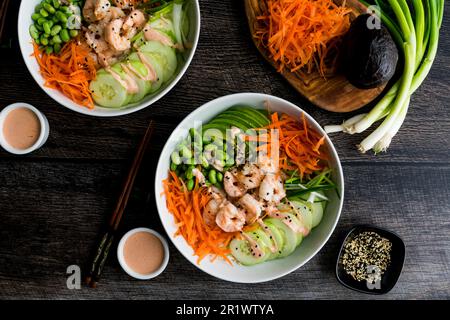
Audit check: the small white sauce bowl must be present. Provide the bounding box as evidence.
[117,227,170,280]
[0,103,50,155]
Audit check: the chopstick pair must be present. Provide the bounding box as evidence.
[86,120,155,288]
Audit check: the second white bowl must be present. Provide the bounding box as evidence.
[17,0,201,117]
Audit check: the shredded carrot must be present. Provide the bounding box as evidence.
[254,0,352,77]
[163,173,237,264]
[262,112,328,178]
[33,40,97,109]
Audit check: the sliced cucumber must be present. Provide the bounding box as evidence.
[291,201,313,234]
[230,230,271,266]
[262,222,284,260]
[247,229,273,254]
[132,33,147,49]
[121,57,152,104]
[265,218,297,258]
[294,192,327,228]
[90,71,130,108]
[148,17,177,41]
[139,41,177,82]
[284,213,304,246]
[311,201,325,228]
[127,53,154,95]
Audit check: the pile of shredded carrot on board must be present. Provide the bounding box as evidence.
[254,0,352,76]
[262,112,328,178]
[33,40,97,109]
[163,171,237,264]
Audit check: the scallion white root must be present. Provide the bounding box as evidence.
[325,0,443,155]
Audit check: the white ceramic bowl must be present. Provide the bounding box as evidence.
[117,227,170,280]
[0,102,49,155]
[18,0,201,117]
[155,93,344,283]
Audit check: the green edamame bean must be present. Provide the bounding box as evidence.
[50,25,62,36]
[171,151,181,165]
[186,166,195,180]
[56,11,68,23]
[208,169,217,184]
[40,35,49,46]
[200,155,209,169]
[35,23,43,31]
[186,179,195,191]
[40,9,49,17]
[37,17,47,26]
[45,46,54,55]
[189,128,196,138]
[34,38,41,45]
[29,25,40,40]
[53,0,60,9]
[180,145,192,159]
[204,144,217,152]
[43,22,52,35]
[31,13,42,21]
[69,30,78,38]
[52,15,59,23]
[49,38,54,45]
[35,4,43,13]
[52,35,62,44]
[43,4,56,14]
[60,29,70,42]
[60,6,71,15]
[54,43,61,54]
[215,150,225,161]
[214,182,222,190]
[170,162,178,172]
[217,172,223,183]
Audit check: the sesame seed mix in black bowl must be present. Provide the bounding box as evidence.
[336,225,405,295]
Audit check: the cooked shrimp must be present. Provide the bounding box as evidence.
[215,202,246,233]
[84,30,110,53]
[258,153,279,175]
[236,163,263,189]
[259,174,286,204]
[192,168,206,186]
[112,0,135,9]
[203,197,225,227]
[97,50,119,67]
[223,171,247,198]
[105,18,132,52]
[109,6,126,19]
[238,194,262,224]
[123,10,146,39]
[83,0,111,23]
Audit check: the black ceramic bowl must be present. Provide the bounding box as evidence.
[336,225,406,295]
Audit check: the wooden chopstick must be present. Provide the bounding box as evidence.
[0,0,10,42]
[86,120,155,287]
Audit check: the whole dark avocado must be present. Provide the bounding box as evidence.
[343,14,399,89]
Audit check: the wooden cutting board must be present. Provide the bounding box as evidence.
[244,0,386,113]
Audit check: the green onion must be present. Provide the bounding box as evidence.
[324,0,444,154]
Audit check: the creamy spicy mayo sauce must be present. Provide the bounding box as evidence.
[123,231,165,275]
[3,107,41,150]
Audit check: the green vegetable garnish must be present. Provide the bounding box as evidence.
[325,0,444,154]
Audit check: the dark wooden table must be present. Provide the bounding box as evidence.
[0,1,449,300]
